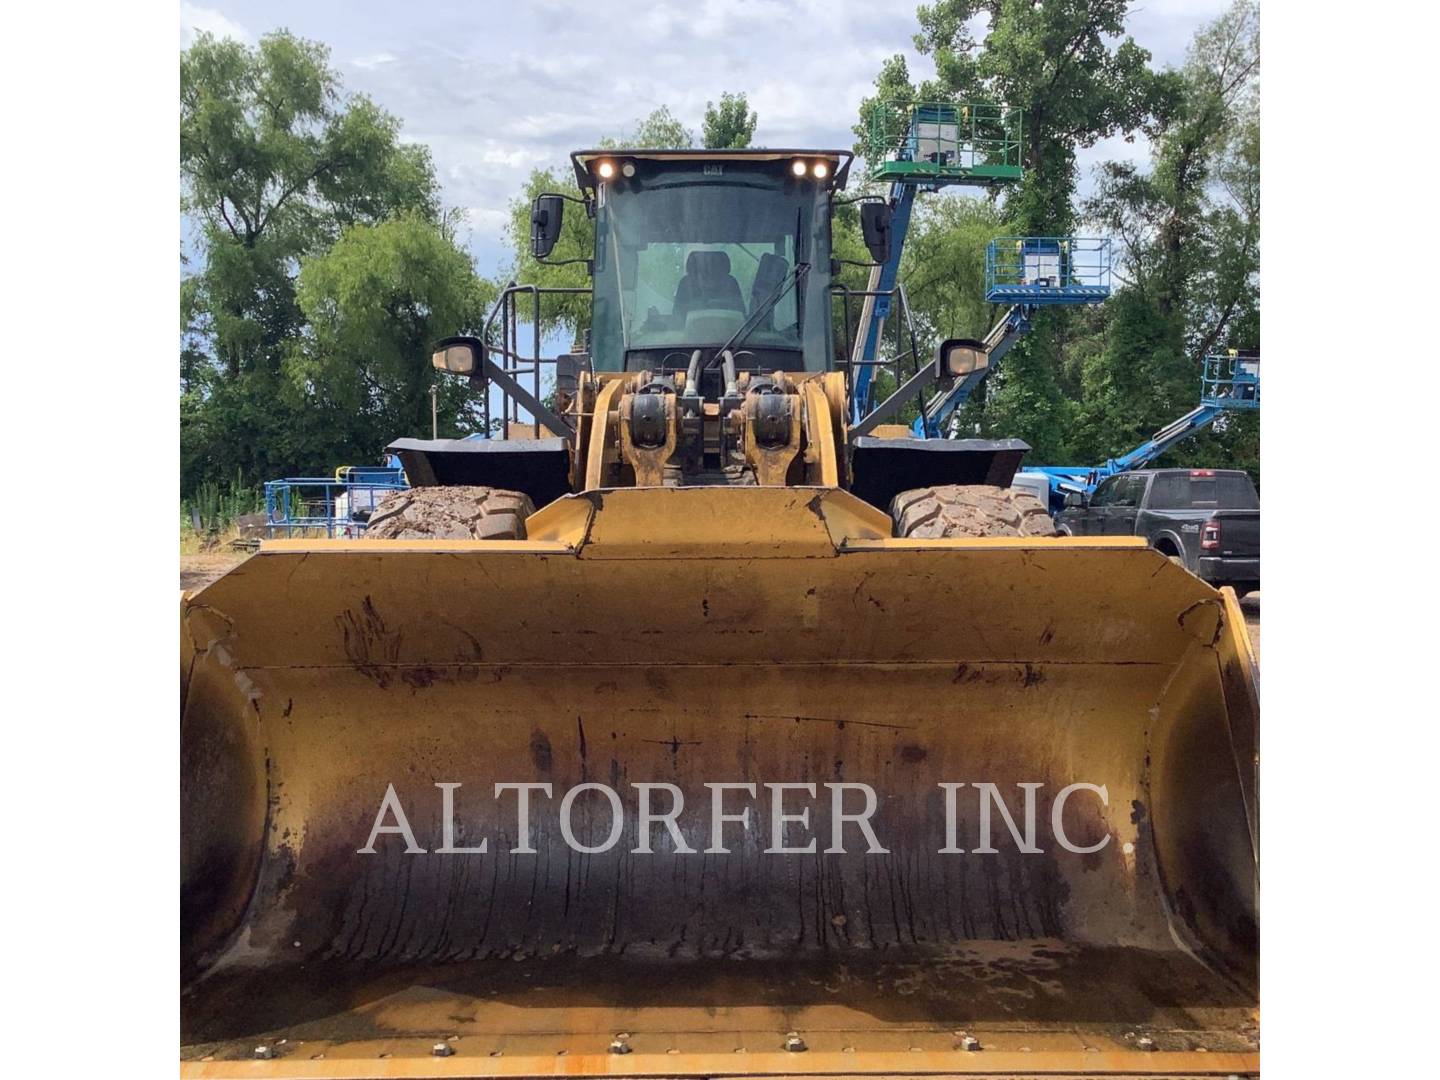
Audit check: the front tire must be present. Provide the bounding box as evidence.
[889,485,1058,539]
[365,486,534,540]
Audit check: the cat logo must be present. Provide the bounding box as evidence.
[703,163,725,175]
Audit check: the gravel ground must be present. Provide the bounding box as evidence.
[179,552,248,592]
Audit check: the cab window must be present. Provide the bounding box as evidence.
[1111,475,1147,508]
[1090,477,1119,507]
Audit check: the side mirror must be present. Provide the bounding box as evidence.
[1063,492,1086,509]
[859,202,893,264]
[531,194,564,259]
[936,337,989,377]
[432,335,485,377]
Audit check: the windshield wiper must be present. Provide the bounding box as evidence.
[704,210,810,368]
[703,263,808,369]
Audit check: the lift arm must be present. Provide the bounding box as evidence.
[1016,406,1232,511]
[1021,355,1260,509]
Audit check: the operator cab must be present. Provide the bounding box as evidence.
[566,150,852,375]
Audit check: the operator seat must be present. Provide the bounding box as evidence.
[674,250,744,318]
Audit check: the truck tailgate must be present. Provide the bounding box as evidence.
[1210,509,1259,558]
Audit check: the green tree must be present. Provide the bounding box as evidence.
[180,29,441,492]
[1078,0,1259,471]
[702,92,757,148]
[956,3,1155,458]
[911,0,1158,236]
[899,196,1011,352]
[855,2,1163,460]
[290,213,497,461]
[600,105,694,150]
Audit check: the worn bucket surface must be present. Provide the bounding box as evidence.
[181,488,1258,1077]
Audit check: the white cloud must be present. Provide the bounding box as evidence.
[464,207,510,239]
[352,52,397,71]
[179,3,250,47]
[188,0,1224,274]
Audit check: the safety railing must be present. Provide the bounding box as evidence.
[831,283,940,437]
[264,470,408,539]
[1201,353,1260,410]
[865,101,1023,184]
[481,282,591,440]
[985,237,1113,305]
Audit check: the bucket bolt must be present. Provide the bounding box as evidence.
[432,1042,454,1057]
[784,1033,807,1053]
[957,1034,980,1051]
[253,1046,273,1060]
[1136,1035,1156,1052]
[609,1033,632,1055]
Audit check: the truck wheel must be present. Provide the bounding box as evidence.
[364,486,535,540]
[890,485,1058,539]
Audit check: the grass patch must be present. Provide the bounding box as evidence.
[182,470,263,548]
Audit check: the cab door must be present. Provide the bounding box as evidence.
[1076,476,1119,535]
[1103,474,1148,535]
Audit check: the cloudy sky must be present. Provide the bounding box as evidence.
[181,0,1230,276]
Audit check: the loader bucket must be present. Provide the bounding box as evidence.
[181,487,1258,1078]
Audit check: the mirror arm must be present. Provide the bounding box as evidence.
[536,257,594,275]
[833,194,888,207]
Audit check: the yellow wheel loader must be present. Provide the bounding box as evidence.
[182,149,1259,1078]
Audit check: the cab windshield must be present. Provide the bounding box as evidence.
[590,169,831,372]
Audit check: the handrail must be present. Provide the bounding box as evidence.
[263,472,407,539]
[480,282,592,438]
[830,283,937,438]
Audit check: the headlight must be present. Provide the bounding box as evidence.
[791,159,807,177]
[812,160,830,179]
[596,160,616,180]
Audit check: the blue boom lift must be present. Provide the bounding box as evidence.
[1018,351,1260,512]
[851,102,1111,438]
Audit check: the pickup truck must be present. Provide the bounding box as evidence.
[1054,468,1260,595]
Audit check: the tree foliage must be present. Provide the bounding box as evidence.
[180,30,479,493]
[897,196,1009,347]
[911,0,1159,235]
[291,213,496,456]
[1076,0,1259,472]
[599,105,694,150]
[702,92,758,148]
